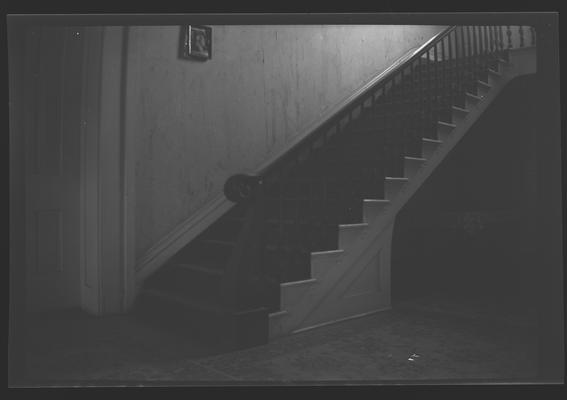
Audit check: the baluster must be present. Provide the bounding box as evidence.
[418,55,424,139]
[494,25,499,55]
[384,81,391,139]
[447,31,458,106]
[490,25,497,59]
[442,39,448,119]
[256,180,267,293]
[479,25,484,57]
[438,43,441,123]
[473,25,479,82]
[478,26,484,68]
[322,175,328,236]
[468,25,473,61]
[519,26,525,47]
[277,178,283,262]
[466,26,473,92]
[459,26,466,101]
[425,48,432,136]
[308,180,314,249]
[403,66,411,142]
[410,59,418,145]
[396,71,402,139]
[296,183,303,250]
[486,26,492,63]
[480,26,486,70]
[485,26,490,56]
[394,72,400,139]
[485,26,491,67]
[530,26,536,46]
[367,89,374,109]
[494,25,499,54]
[498,25,504,58]
[506,25,513,48]
[488,26,493,55]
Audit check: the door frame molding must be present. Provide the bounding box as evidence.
[79,26,136,315]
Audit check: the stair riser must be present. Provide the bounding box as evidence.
[487,72,501,87]
[465,95,482,110]
[362,201,390,222]
[384,179,408,200]
[338,224,368,250]
[403,158,426,180]
[264,247,312,282]
[280,279,317,310]
[310,251,343,280]
[451,108,469,125]
[268,311,289,339]
[421,140,442,159]
[477,82,491,97]
[263,224,338,252]
[436,123,455,142]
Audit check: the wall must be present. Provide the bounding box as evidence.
[125,25,446,259]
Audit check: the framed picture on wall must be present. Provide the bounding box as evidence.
[182,25,212,60]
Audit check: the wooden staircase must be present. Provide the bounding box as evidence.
[135,26,537,350]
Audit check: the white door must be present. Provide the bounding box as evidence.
[24,26,84,312]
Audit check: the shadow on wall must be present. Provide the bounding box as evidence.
[391,74,540,302]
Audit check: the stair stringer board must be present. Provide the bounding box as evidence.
[268,46,536,338]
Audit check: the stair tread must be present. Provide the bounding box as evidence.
[168,262,224,276]
[269,310,289,318]
[451,106,469,112]
[465,92,483,100]
[311,249,344,256]
[265,195,343,202]
[422,138,443,143]
[339,222,369,228]
[281,278,317,287]
[385,176,409,181]
[227,216,338,226]
[404,156,427,161]
[199,239,235,246]
[438,121,457,127]
[142,287,226,313]
[477,79,492,87]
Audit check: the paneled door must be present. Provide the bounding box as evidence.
[24,26,84,312]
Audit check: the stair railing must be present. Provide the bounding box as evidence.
[222,25,536,310]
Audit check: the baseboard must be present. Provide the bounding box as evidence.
[135,194,234,283]
[291,307,389,335]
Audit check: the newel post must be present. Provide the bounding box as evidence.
[221,174,265,309]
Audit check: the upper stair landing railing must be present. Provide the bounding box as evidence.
[221,25,537,311]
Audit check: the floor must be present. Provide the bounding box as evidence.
[21,290,540,386]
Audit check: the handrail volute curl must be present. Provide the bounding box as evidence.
[224,173,263,203]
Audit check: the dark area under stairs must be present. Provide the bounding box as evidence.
[136,53,505,349]
[391,73,540,304]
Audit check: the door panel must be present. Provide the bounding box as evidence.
[25,26,84,312]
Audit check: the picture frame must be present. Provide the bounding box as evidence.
[181,25,212,61]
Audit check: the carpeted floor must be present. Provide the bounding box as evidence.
[20,291,540,386]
